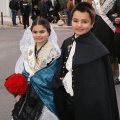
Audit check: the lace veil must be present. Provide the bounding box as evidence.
[15,25,61,73]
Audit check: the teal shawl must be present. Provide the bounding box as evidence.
[23,59,59,118]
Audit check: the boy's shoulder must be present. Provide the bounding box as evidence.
[64,35,74,43]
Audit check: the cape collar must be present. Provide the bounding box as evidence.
[75,31,92,42]
[72,31,109,64]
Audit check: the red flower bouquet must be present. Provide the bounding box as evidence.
[4,73,28,96]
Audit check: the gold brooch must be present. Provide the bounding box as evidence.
[68,44,73,52]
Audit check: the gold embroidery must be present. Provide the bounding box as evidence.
[25,41,60,74]
[68,44,73,52]
[28,49,33,56]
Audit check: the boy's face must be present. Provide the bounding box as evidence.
[71,10,94,37]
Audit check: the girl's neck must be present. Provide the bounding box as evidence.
[36,40,48,51]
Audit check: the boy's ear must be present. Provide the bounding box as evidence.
[90,22,95,28]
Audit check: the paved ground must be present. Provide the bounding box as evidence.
[0,22,120,120]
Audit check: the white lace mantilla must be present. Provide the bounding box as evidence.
[15,26,34,74]
[20,26,34,54]
[62,41,76,96]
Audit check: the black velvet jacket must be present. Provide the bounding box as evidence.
[52,31,119,120]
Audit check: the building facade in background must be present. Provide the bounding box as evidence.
[0,0,10,17]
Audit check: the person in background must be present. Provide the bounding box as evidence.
[53,0,61,22]
[46,0,52,11]
[9,0,19,26]
[91,0,119,84]
[52,2,119,120]
[38,0,48,19]
[11,18,61,120]
[20,0,30,29]
[32,4,40,17]
[64,0,74,26]
[31,10,38,21]
[87,0,92,4]
[17,0,22,24]
[29,2,32,16]
[110,0,120,84]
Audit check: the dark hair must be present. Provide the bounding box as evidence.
[31,18,51,35]
[71,2,96,24]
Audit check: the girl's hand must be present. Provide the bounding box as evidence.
[15,95,21,102]
[60,77,64,80]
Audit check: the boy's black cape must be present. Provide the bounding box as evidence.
[52,31,119,120]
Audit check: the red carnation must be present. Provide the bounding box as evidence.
[4,73,28,96]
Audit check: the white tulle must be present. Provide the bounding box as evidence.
[11,105,59,120]
[49,25,61,54]
[38,106,59,120]
[15,26,34,73]
[20,26,34,53]
[15,55,24,74]
[15,25,60,74]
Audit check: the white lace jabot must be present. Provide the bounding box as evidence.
[62,41,76,96]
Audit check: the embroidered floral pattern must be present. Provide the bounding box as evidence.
[25,41,60,74]
[67,43,73,52]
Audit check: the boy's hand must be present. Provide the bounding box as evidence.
[60,77,64,80]
[115,17,120,24]
[112,13,118,17]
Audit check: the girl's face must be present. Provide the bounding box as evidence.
[71,10,94,37]
[32,25,49,45]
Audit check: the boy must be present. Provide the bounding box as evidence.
[53,2,119,120]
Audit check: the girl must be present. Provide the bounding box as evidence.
[12,18,60,120]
